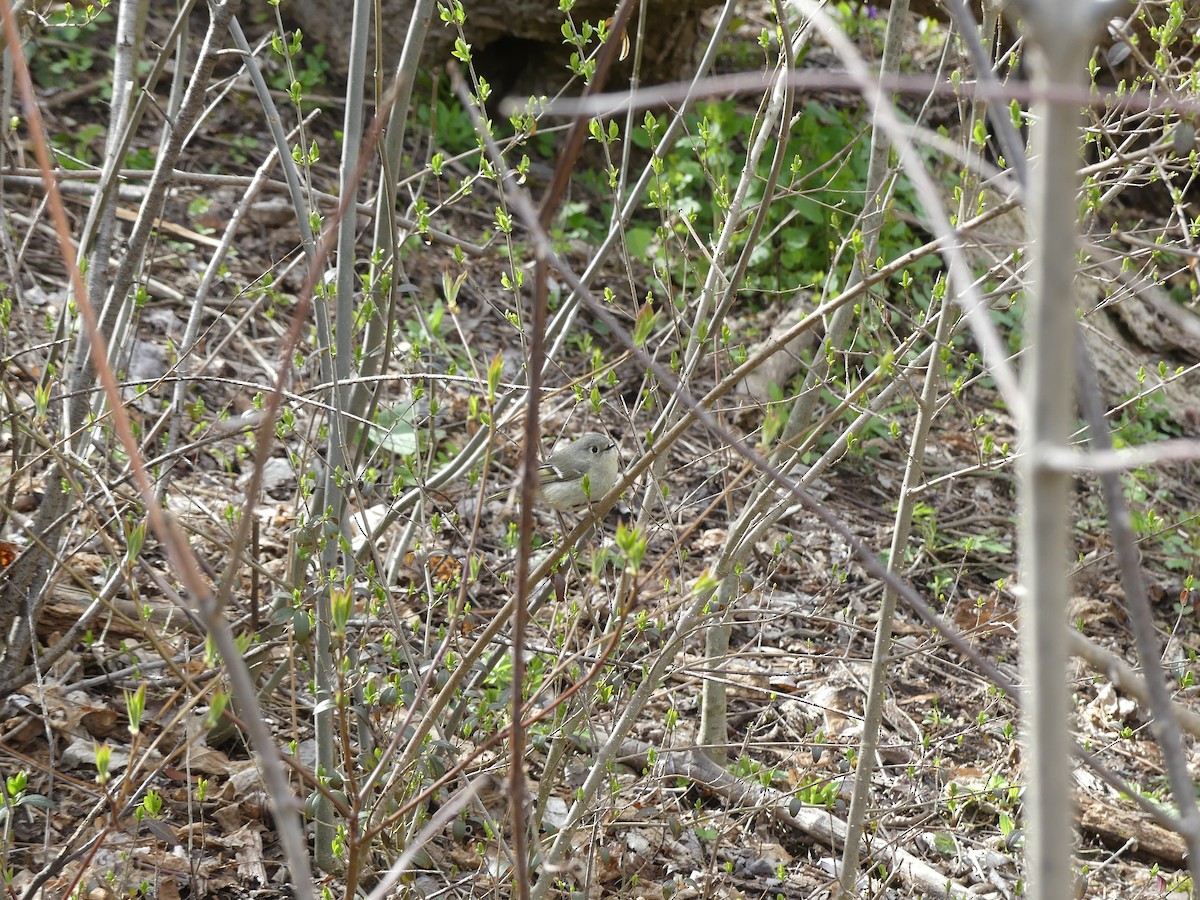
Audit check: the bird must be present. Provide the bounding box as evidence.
[535,432,620,512]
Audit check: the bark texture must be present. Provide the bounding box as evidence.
[287,0,718,91]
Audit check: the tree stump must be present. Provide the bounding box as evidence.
[286,0,720,95]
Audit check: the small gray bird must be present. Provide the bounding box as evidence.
[536,432,620,512]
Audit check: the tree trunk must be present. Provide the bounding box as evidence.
[287,0,719,92]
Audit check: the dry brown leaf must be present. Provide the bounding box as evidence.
[179,744,235,776]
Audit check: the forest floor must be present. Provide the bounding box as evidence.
[2,4,1199,900]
